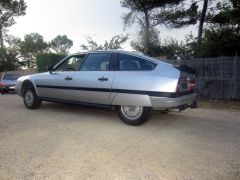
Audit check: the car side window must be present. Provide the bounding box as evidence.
[80,53,111,71]
[119,53,157,71]
[55,54,85,71]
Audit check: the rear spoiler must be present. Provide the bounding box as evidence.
[174,65,196,75]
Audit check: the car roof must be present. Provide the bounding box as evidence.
[71,50,168,65]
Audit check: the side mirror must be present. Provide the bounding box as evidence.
[46,65,54,73]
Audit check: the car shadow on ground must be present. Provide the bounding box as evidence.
[37,102,240,140]
[38,102,221,128]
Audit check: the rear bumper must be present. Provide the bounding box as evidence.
[151,93,197,110]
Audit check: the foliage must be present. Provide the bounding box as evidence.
[121,0,184,55]
[0,0,27,48]
[50,35,73,55]
[121,0,183,28]
[206,0,240,26]
[199,27,240,57]
[0,47,22,71]
[160,38,184,59]
[0,33,73,71]
[36,53,65,72]
[80,35,128,51]
[153,0,240,43]
[131,26,161,56]
[123,0,240,58]
[170,27,240,59]
[20,33,48,68]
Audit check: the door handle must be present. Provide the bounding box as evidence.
[65,76,73,80]
[98,77,108,81]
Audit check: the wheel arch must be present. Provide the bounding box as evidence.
[21,80,39,96]
[110,93,152,107]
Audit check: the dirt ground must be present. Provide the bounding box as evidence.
[0,94,240,180]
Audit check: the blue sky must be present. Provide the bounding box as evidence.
[9,0,197,52]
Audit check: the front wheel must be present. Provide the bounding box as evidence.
[117,106,151,126]
[23,87,42,109]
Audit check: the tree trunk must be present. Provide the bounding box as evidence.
[0,27,4,49]
[144,10,150,55]
[198,0,208,45]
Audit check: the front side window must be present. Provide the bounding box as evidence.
[55,54,85,71]
[119,53,157,71]
[80,53,111,71]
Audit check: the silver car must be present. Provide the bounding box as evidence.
[16,50,197,125]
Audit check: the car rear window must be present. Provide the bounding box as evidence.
[2,74,21,80]
[119,54,157,71]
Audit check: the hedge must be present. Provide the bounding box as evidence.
[36,53,66,72]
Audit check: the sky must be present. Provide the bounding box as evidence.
[8,0,197,53]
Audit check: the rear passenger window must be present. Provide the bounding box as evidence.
[119,54,156,71]
[80,53,111,71]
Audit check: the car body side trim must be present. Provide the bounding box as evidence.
[36,85,194,98]
[40,96,112,109]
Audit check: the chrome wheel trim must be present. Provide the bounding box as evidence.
[24,90,34,107]
[120,106,143,120]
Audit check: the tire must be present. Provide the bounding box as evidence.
[117,105,151,126]
[23,86,42,109]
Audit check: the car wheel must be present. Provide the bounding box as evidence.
[117,105,151,126]
[23,87,42,109]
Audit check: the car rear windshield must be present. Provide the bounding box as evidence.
[2,74,21,80]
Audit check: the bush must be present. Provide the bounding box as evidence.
[36,53,65,72]
[199,27,240,57]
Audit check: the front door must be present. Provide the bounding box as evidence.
[36,53,114,105]
[36,54,85,100]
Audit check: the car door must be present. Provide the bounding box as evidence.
[65,52,114,105]
[110,52,157,106]
[36,54,86,100]
[37,52,114,105]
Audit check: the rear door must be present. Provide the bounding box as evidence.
[110,52,157,106]
[69,52,114,104]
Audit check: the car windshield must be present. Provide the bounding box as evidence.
[2,74,21,81]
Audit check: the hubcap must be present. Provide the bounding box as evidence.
[24,90,34,107]
[121,106,143,120]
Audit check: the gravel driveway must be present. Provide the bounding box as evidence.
[0,94,240,179]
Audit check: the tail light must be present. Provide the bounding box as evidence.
[176,78,196,93]
[188,79,196,93]
[0,82,6,87]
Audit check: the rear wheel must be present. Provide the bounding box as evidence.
[23,87,42,109]
[117,105,151,126]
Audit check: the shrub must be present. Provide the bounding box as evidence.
[36,53,65,72]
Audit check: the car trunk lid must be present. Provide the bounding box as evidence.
[174,65,196,95]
